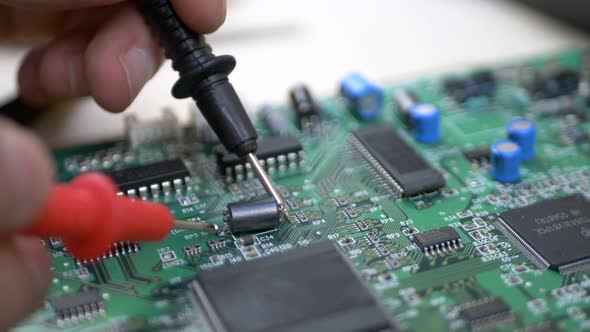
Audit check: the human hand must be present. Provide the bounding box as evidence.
[3,0,226,112]
[0,1,225,329]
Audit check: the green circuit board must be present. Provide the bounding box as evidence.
[17,48,590,331]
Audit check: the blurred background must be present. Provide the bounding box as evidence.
[0,0,589,147]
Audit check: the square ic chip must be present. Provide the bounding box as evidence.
[189,241,396,332]
[497,194,590,274]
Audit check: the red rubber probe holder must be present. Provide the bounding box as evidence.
[24,172,174,260]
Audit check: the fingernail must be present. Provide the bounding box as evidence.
[0,122,52,229]
[67,52,86,97]
[120,47,157,102]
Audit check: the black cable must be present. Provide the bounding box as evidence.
[135,0,258,157]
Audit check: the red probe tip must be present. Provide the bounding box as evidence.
[25,172,174,260]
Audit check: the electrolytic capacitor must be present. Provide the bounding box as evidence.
[490,140,521,183]
[289,85,321,133]
[339,73,383,121]
[393,88,419,125]
[410,103,441,144]
[506,118,536,160]
[225,197,281,233]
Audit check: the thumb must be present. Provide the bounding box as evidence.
[0,118,53,231]
[0,119,53,328]
[0,236,51,330]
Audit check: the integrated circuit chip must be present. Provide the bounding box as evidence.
[459,297,512,328]
[497,194,590,273]
[351,124,445,197]
[49,289,104,323]
[414,226,462,256]
[462,147,490,166]
[215,135,303,181]
[189,241,396,332]
[106,158,190,195]
[444,71,497,102]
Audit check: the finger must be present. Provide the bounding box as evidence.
[171,0,226,34]
[18,46,52,106]
[86,4,161,112]
[0,118,53,231]
[18,6,123,104]
[0,236,51,330]
[38,32,93,101]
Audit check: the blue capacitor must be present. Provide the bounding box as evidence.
[507,118,536,161]
[490,140,521,183]
[339,73,383,121]
[409,103,440,143]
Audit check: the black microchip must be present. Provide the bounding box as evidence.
[49,289,103,321]
[106,158,189,192]
[527,323,561,332]
[216,136,303,177]
[462,147,490,165]
[460,297,511,327]
[498,194,590,273]
[414,226,462,255]
[189,242,397,332]
[444,71,497,102]
[533,69,579,98]
[351,124,445,197]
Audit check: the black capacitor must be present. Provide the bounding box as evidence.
[225,197,280,233]
[289,85,321,133]
[393,88,419,125]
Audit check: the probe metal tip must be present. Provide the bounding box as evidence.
[246,153,291,222]
[173,220,219,233]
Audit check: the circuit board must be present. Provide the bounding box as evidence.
[17,48,590,331]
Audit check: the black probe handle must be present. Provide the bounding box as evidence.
[136,0,257,157]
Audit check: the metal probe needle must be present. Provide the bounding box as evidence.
[246,153,291,222]
[174,220,219,233]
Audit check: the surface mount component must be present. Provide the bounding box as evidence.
[459,297,512,329]
[106,159,190,194]
[189,241,397,332]
[444,71,497,102]
[507,118,536,161]
[49,289,104,323]
[216,136,303,181]
[497,194,590,273]
[350,124,445,197]
[490,140,521,183]
[463,147,491,166]
[532,69,579,98]
[339,72,384,121]
[413,226,462,256]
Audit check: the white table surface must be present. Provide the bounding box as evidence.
[0,0,588,148]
